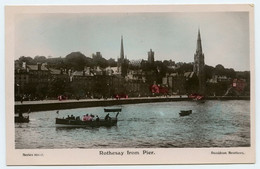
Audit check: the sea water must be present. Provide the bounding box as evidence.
[15,100,250,149]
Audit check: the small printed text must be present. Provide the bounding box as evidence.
[23,153,44,157]
[99,150,155,156]
[211,151,245,155]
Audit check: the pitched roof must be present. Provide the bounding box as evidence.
[49,68,65,75]
[168,73,178,77]
[110,67,120,74]
[184,72,195,78]
[72,71,84,76]
[27,64,49,71]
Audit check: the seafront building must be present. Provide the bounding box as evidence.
[15,62,51,100]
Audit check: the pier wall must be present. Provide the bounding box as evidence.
[15,96,250,113]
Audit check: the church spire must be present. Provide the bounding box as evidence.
[118,35,127,77]
[196,29,202,53]
[193,28,205,95]
[120,35,124,59]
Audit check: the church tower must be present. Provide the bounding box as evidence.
[148,49,155,64]
[120,35,124,60]
[118,36,127,77]
[193,29,205,94]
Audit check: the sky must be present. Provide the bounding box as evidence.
[15,12,250,71]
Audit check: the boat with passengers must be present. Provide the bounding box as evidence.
[55,108,121,127]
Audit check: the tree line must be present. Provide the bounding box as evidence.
[15,52,250,99]
[16,51,249,82]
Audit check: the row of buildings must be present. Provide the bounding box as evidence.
[15,30,248,100]
[15,36,152,100]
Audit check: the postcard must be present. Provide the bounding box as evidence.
[5,4,255,165]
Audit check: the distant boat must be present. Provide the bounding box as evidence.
[15,110,30,123]
[104,108,122,112]
[55,108,121,128]
[189,93,205,103]
[179,110,192,116]
[15,116,30,123]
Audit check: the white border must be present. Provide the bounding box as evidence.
[1,0,259,169]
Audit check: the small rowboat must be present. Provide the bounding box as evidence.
[15,109,30,123]
[15,116,30,123]
[179,110,192,116]
[104,108,122,112]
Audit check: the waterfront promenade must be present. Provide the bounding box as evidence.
[15,95,250,113]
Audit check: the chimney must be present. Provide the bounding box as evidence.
[37,63,41,71]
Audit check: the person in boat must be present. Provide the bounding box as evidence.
[92,115,96,121]
[66,115,70,119]
[84,114,92,121]
[76,116,80,120]
[71,115,75,120]
[18,110,23,118]
[82,114,87,121]
[66,115,75,120]
[105,113,111,121]
[85,114,89,121]
[88,114,93,121]
[96,115,100,122]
